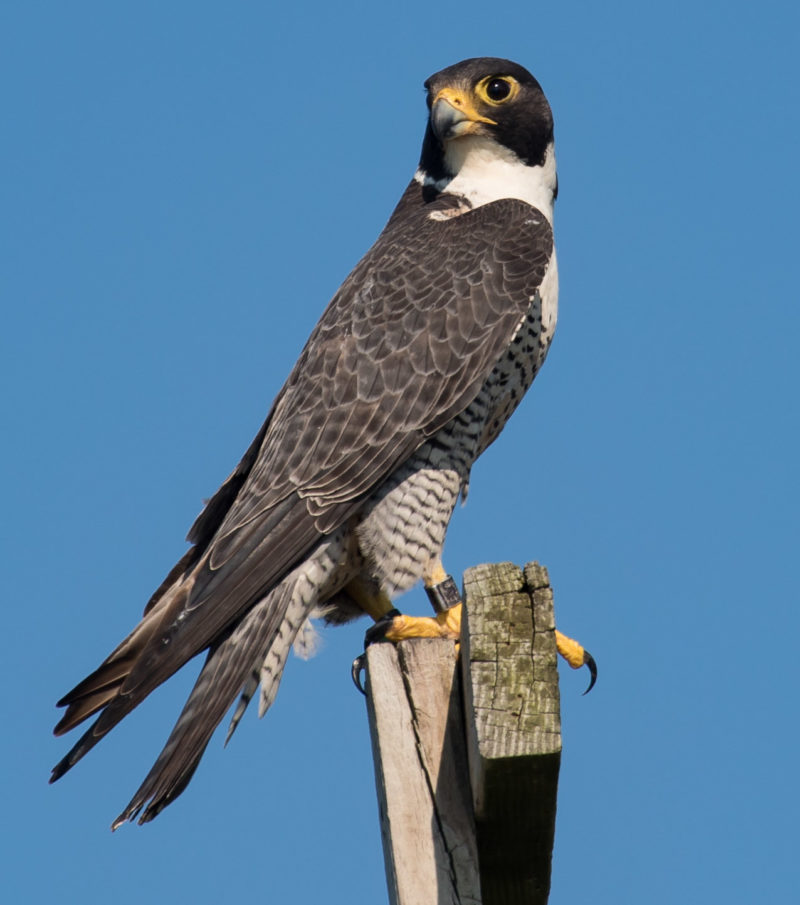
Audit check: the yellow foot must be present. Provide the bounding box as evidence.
[555,629,597,694]
[384,603,462,642]
[351,603,463,694]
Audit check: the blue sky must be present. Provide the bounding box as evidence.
[2,1,798,902]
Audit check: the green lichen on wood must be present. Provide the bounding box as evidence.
[462,562,561,761]
[461,561,562,905]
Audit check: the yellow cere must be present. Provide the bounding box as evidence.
[433,86,497,125]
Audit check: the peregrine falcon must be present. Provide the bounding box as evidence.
[52,57,587,827]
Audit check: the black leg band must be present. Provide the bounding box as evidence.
[425,575,462,613]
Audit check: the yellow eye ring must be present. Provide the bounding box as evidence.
[475,75,519,105]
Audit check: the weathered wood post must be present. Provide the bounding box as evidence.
[364,561,562,905]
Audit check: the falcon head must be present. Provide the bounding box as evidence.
[417,57,557,214]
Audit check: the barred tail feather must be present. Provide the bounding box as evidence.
[113,578,309,828]
[225,598,314,744]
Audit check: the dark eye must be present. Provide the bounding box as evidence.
[486,78,512,101]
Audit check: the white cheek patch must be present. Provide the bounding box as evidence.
[415,138,557,224]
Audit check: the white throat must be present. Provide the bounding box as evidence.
[416,138,557,224]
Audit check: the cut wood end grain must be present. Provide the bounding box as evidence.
[365,561,562,905]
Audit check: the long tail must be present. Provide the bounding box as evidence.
[49,554,198,780]
[111,577,310,828]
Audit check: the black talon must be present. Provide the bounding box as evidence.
[352,609,403,695]
[582,649,598,695]
[363,608,402,646]
[351,654,367,695]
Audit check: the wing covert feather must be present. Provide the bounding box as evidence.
[214,196,553,545]
[111,196,553,704]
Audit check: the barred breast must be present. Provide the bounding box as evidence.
[355,262,556,597]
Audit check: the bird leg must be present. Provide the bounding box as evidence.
[555,629,598,694]
[365,557,462,645]
[351,605,462,694]
[349,561,461,693]
[422,558,463,613]
[342,576,395,622]
[350,560,597,694]
[349,558,463,646]
[376,603,463,642]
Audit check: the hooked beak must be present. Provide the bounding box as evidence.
[430,87,496,142]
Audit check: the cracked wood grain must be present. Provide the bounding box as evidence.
[461,561,561,905]
[366,640,481,905]
[365,561,561,905]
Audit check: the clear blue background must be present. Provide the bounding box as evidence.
[2,2,797,902]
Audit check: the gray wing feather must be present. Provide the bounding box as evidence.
[52,195,553,791]
[139,197,553,675]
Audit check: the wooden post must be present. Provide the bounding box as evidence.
[365,639,482,905]
[364,562,561,905]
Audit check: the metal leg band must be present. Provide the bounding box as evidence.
[425,575,462,613]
